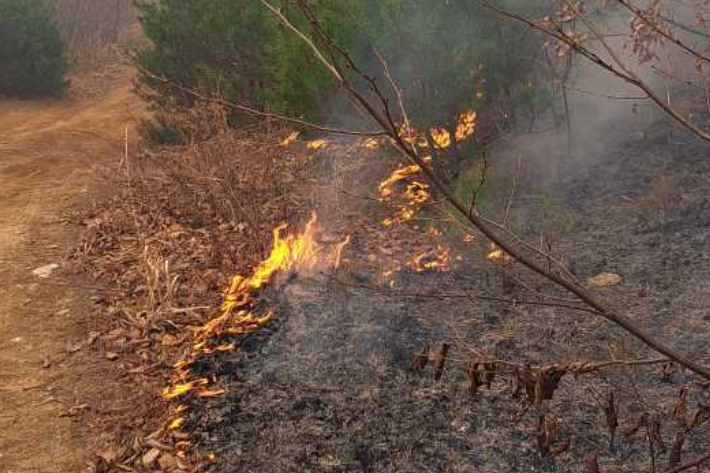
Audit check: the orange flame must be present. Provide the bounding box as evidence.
[487,244,510,262]
[163,212,350,414]
[455,110,477,142]
[280,131,300,147]
[379,165,421,201]
[379,165,431,227]
[410,245,453,273]
[361,138,381,149]
[487,250,503,261]
[169,417,185,429]
[163,379,209,400]
[307,139,327,150]
[430,128,452,149]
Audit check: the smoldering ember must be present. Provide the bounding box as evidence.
[2,1,710,473]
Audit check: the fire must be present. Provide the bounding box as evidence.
[487,244,510,262]
[169,417,185,430]
[378,165,432,227]
[410,245,452,273]
[163,379,209,400]
[488,250,503,261]
[361,138,380,149]
[455,110,477,142]
[379,165,421,200]
[405,181,430,204]
[163,212,350,448]
[201,213,349,338]
[280,131,300,147]
[430,128,452,149]
[428,227,443,238]
[397,123,419,146]
[307,139,327,150]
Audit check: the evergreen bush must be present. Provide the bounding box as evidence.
[134,0,549,135]
[0,0,68,98]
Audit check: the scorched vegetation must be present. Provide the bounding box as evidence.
[70,1,710,473]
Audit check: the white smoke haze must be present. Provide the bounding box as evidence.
[485,0,704,196]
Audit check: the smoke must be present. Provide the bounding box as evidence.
[489,1,704,189]
[257,0,705,381]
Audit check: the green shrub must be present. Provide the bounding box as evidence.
[134,0,550,136]
[134,0,276,116]
[0,0,68,97]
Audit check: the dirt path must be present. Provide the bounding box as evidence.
[0,79,142,473]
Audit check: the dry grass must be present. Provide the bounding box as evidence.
[72,123,312,331]
[68,123,313,471]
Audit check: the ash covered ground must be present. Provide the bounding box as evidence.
[183,116,710,473]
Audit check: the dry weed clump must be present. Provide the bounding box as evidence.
[68,125,312,469]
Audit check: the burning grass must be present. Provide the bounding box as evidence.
[69,125,316,470]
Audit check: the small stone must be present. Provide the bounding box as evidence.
[105,352,119,361]
[54,309,70,317]
[142,448,161,468]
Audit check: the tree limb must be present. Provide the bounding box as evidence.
[259,0,710,381]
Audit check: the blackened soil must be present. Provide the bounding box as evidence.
[186,117,710,473]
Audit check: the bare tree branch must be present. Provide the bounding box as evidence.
[614,0,710,66]
[661,450,710,473]
[259,0,710,381]
[478,0,710,144]
[133,63,386,137]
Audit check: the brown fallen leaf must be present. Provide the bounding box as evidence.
[60,403,90,417]
[587,273,622,288]
[142,448,161,468]
[105,352,119,360]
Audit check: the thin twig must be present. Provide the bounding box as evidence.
[134,64,384,137]
[661,450,710,473]
[479,0,710,144]
[261,0,710,381]
[614,0,710,65]
[502,155,521,227]
[469,149,489,218]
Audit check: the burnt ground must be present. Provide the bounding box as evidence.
[180,115,710,473]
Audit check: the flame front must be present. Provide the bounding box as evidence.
[379,165,432,227]
[410,245,453,273]
[431,128,452,149]
[163,212,350,444]
[487,244,510,262]
[193,213,350,343]
[455,110,477,142]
